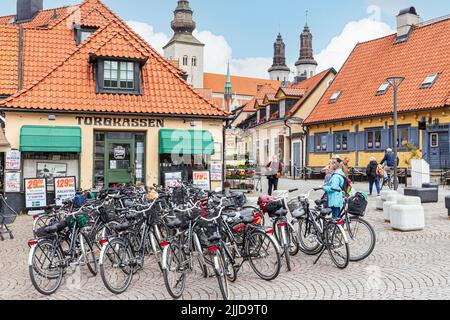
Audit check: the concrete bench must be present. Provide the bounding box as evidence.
[446,196,450,217]
[404,188,438,203]
[383,194,404,222]
[390,204,425,232]
[422,182,439,189]
[377,190,399,211]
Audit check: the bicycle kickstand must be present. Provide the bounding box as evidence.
[313,246,327,265]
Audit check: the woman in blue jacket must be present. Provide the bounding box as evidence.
[322,160,345,219]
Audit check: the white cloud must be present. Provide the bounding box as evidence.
[315,6,394,72]
[126,20,170,55]
[127,20,271,79]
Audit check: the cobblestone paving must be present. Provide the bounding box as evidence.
[1,180,449,300]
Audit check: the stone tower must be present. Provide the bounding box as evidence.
[163,0,204,88]
[268,33,291,83]
[295,23,317,82]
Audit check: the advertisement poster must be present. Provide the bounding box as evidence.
[4,172,21,193]
[193,171,210,191]
[36,163,67,186]
[25,178,47,209]
[210,162,223,181]
[164,172,182,188]
[54,177,77,206]
[5,150,21,170]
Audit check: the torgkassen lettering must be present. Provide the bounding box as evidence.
[76,116,164,128]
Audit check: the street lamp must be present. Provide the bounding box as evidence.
[386,76,405,191]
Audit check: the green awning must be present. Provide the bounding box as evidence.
[159,130,215,155]
[20,126,82,152]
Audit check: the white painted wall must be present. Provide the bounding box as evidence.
[164,42,204,88]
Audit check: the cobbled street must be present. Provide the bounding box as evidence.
[1,180,449,300]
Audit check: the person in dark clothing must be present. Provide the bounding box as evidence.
[380,148,399,167]
[366,157,381,196]
[266,155,283,196]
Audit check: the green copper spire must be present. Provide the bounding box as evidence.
[225,62,232,95]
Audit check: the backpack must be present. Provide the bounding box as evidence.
[332,173,352,195]
[376,164,384,177]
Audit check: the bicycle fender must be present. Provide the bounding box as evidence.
[161,245,170,270]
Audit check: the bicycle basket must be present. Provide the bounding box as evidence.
[347,192,368,217]
[69,214,89,228]
[287,199,301,213]
[265,200,284,215]
[0,213,17,226]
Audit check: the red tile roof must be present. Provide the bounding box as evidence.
[0,0,226,118]
[242,83,278,112]
[283,69,335,118]
[305,17,450,124]
[0,25,19,95]
[204,73,280,96]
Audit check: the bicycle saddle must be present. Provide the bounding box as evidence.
[36,220,68,237]
[271,208,288,217]
[166,218,183,229]
[320,208,333,217]
[241,215,254,224]
[114,221,131,232]
[291,208,306,219]
[208,232,222,243]
[315,199,327,207]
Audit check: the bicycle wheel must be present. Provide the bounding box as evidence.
[193,232,208,278]
[33,215,57,237]
[79,232,98,276]
[29,239,64,295]
[326,223,349,269]
[163,243,186,299]
[246,229,281,281]
[212,249,229,300]
[288,223,300,256]
[297,217,322,255]
[347,216,376,262]
[99,238,133,294]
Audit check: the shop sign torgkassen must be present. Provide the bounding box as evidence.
[76,116,164,128]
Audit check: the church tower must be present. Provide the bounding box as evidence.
[163,1,204,88]
[224,62,232,111]
[268,33,291,83]
[294,23,317,82]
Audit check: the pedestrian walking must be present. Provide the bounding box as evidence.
[322,160,345,219]
[366,157,381,196]
[266,155,283,196]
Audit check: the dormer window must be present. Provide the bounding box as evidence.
[74,25,98,45]
[376,82,390,96]
[95,59,142,95]
[329,91,342,103]
[421,73,439,89]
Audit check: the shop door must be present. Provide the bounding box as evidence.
[429,132,450,169]
[105,139,135,186]
[293,142,302,169]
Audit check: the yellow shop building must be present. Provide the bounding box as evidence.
[304,8,450,171]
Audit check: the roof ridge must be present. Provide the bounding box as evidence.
[0,4,73,21]
[1,19,115,105]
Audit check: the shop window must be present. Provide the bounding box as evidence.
[315,133,328,152]
[22,152,80,191]
[390,125,410,149]
[366,129,382,150]
[159,154,210,184]
[335,132,349,151]
[97,59,141,95]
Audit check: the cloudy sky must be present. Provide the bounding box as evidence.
[1,0,448,78]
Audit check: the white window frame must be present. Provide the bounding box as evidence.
[421,73,439,89]
[329,91,342,103]
[430,133,439,148]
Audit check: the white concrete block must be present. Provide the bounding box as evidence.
[390,205,425,232]
[381,190,398,201]
[398,196,422,206]
[383,201,398,222]
[376,196,384,211]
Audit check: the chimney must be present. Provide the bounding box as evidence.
[16,0,43,22]
[396,7,421,40]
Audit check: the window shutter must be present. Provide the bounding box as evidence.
[356,132,365,151]
[327,134,334,152]
[347,132,356,151]
[381,128,390,150]
[308,135,316,154]
[410,127,420,148]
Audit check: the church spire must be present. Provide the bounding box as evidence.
[268,33,291,83]
[171,1,196,34]
[224,62,233,111]
[294,16,318,82]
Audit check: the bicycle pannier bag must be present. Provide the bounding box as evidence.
[347,192,368,217]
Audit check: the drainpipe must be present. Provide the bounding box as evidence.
[18,26,24,91]
[284,119,292,176]
[222,117,232,190]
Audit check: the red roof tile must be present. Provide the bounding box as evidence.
[0,0,226,118]
[305,17,450,124]
[242,83,278,112]
[204,73,280,96]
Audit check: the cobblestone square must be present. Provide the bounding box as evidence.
[1,180,449,300]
